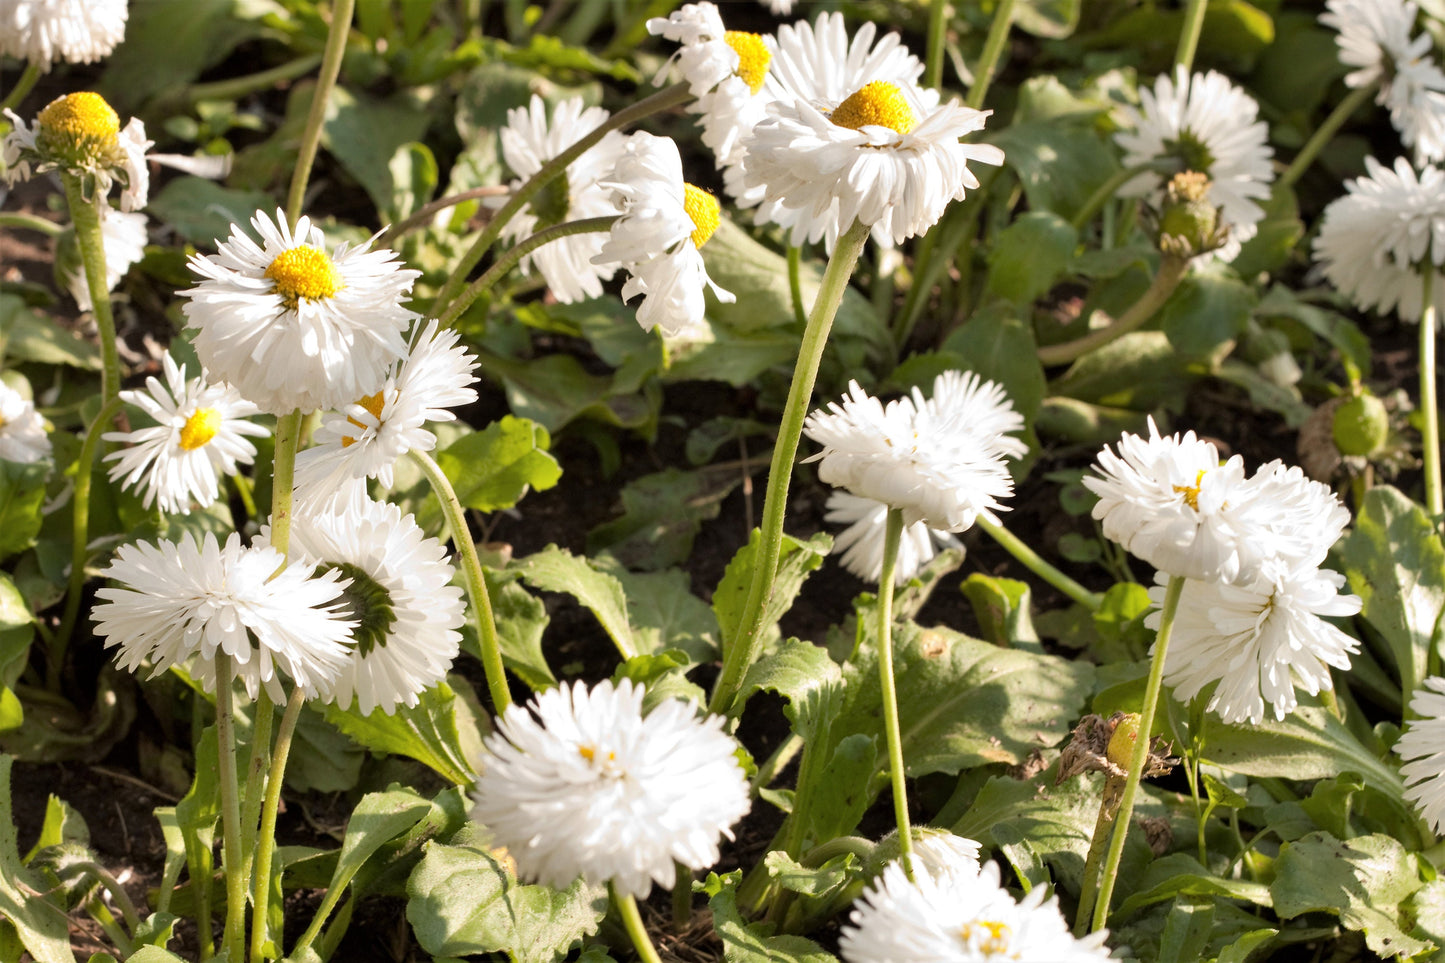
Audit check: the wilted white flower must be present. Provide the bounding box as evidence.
[181,209,421,414]
[93,532,355,699]
[1114,68,1274,262]
[825,492,960,585]
[804,371,1026,533]
[471,678,750,898]
[1398,676,1445,832]
[0,382,50,464]
[497,95,631,303]
[102,353,268,514]
[0,0,128,70]
[64,205,147,310]
[3,91,150,210]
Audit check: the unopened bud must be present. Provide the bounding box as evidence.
[1106,713,1142,770]
[1332,391,1390,457]
[1156,171,1227,258]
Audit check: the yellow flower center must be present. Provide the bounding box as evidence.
[1173,469,1207,511]
[724,31,771,95]
[179,407,221,451]
[37,92,121,149]
[341,391,387,447]
[264,246,342,307]
[960,920,1012,957]
[830,81,919,135]
[578,744,619,768]
[683,183,720,249]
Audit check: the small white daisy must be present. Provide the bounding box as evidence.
[470,678,751,898]
[497,95,631,303]
[101,353,268,515]
[1150,563,1362,725]
[592,132,735,338]
[803,370,1026,533]
[1398,676,1445,832]
[0,0,128,70]
[281,499,464,716]
[1232,460,1352,569]
[0,381,51,464]
[64,204,147,311]
[1114,68,1274,263]
[3,91,150,211]
[293,319,477,506]
[903,828,983,878]
[825,492,960,585]
[839,859,1112,963]
[180,209,421,415]
[1313,155,1445,322]
[93,532,355,699]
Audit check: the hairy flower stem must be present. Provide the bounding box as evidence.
[1174,0,1207,75]
[977,515,1102,610]
[239,689,275,866]
[1280,82,1377,190]
[1069,160,1177,232]
[216,663,247,963]
[966,0,1016,109]
[925,0,948,91]
[269,410,303,557]
[1422,270,1443,519]
[411,450,512,712]
[286,0,355,226]
[61,172,121,404]
[0,62,39,113]
[0,211,63,235]
[613,885,664,963]
[709,220,872,717]
[250,689,306,963]
[1091,575,1185,933]
[436,215,617,328]
[182,54,324,108]
[1037,253,1189,367]
[377,185,510,245]
[877,508,916,879]
[1073,773,1127,936]
[432,81,692,321]
[787,245,808,327]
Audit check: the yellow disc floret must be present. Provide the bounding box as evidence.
[264,246,343,307]
[724,31,771,95]
[830,81,919,135]
[342,391,387,447]
[1173,469,1207,511]
[959,920,1012,957]
[683,183,721,249]
[179,408,222,451]
[38,92,121,146]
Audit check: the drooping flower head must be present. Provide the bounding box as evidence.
[1398,676,1445,832]
[0,381,51,464]
[825,491,960,585]
[102,353,269,514]
[471,678,751,898]
[181,209,421,414]
[0,0,128,71]
[3,91,150,210]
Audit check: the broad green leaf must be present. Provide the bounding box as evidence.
[939,313,1048,426]
[807,734,877,844]
[125,950,187,963]
[1050,332,1193,411]
[0,461,48,562]
[1405,879,1445,948]
[985,212,1078,307]
[1013,0,1081,38]
[707,872,836,963]
[100,0,258,111]
[1091,582,1154,663]
[1232,183,1305,279]
[960,575,1040,650]
[1,296,101,369]
[386,141,439,223]
[473,352,658,436]
[762,851,860,900]
[1158,899,1214,963]
[1254,285,1372,381]
[436,416,562,515]
[1216,929,1278,963]
[587,467,740,571]
[324,681,477,786]
[480,572,556,690]
[714,530,831,656]
[319,787,435,923]
[605,564,719,664]
[1115,854,1273,916]
[517,545,638,659]
[286,706,365,793]
[740,638,844,744]
[0,756,76,963]
[612,650,705,709]
[1157,266,1257,364]
[22,795,87,864]
[146,177,278,247]
[322,87,431,221]
[0,665,135,762]
[993,122,1120,221]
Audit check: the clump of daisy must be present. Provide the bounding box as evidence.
[0,0,128,70]
[102,353,269,515]
[3,90,151,210]
[180,209,421,415]
[61,204,147,311]
[497,95,632,303]
[93,532,356,699]
[0,381,52,464]
[1114,67,1274,263]
[470,678,750,898]
[825,491,960,585]
[1398,677,1445,832]
[592,132,735,339]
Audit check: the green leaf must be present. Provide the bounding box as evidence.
[0,461,48,562]
[985,212,1078,307]
[605,564,719,664]
[22,795,88,864]
[322,87,432,219]
[707,872,836,963]
[324,680,478,786]
[993,121,1120,221]
[387,141,439,222]
[1,295,101,369]
[1158,899,1214,963]
[740,638,844,745]
[473,352,658,437]
[939,313,1048,427]
[436,416,562,514]
[762,851,860,900]
[1050,331,1193,411]
[286,706,365,793]
[1012,0,1081,38]
[960,574,1040,650]
[0,756,77,963]
[321,787,435,916]
[146,177,278,247]
[1157,266,1257,363]
[587,467,740,571]
[480,572,556,690]
[100,0,259,111]
[517,545,638,659]
[714,530,831,656]
[1115,854,1273,916]
[1231,183,1304,279]
[124,949,188,963]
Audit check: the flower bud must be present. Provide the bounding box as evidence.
[1106,713,1142,770]
[1332,391,1390,457]
[1155,171,1229,259]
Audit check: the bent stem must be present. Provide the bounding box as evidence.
[60,172,120,404]
[1422,270,1443,518]
[1090,574,1185,933]
[1073,774,1127,936]
[708,219,872,717]
[965,0,1016,109]
[377,185,509,245]
[285,0,356,226]
[0,62,40,113]
[1037,253,1189,367]
[182,54,324,107]
[1070,160,1177,232]
[216,663,247,963]
[977,515,1102,610]
[876,508,915,879]
[1280,82,1377,190]
[411,449,512,712]
[249,688,306,963]
[612,885,663,963]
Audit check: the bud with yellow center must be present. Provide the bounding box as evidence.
[179,408,222,451]
[830,81,920,135]
[683,183,721,249]
[36,92,122,167]
[341,391,387,447]
[724,31,771,95]
[264,246,343,308]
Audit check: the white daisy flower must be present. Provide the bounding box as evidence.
[762,0,793,14]
[470,678,751,898]
[180,209,421,415]
[1114,68,1274,263]
[902,828,982,878]
[64,205,147,311]
[1398,676,1445,832]
[1313,155,1445,322]
[93,532,355,699]
[592,132,735,338]
[3,91,150,211]
[0,381,51,464]
[803,370,1026,533]
[293,319,477,507]
[1149,563,1362,725]
[839,859,1112,963]
[0,0,127,70]
[825,492,960,585]
[281,499,465,716]
[497,95,631,303]
[1231,460,1352,569]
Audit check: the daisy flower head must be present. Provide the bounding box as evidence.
[3,91,150,210]
[93,532,355,699]
[63,205,147,311]
[826,491,960,585]
[0,0,128,71]
[279,498,464,715]
[1313,156,1445,322]
[1150,563,1362,725]
[102,353,268,514]
[839,859,1112,963]
[592,132,735,338]
[803,370,1026,533]
[1114,67,1274,263]
[497,95,631,303]
[470,678,751,898]
[181,209,421,414]
[0,381,51,464]
[1231,460,1352,569]
[1398,676,1445,832]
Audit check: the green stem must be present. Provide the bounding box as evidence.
[268,411,304,555]
[249,688,305,963]
[708,220,871,717]
[60,172,121,404]
[876,508,915,879]
[612,885,663,963]
[411,450,512,712]
[1070,160,1177,232]
[1173,0,1207,76]
[977,515,1101,610]
[1091,574,1185,933]
[0,211,62,236]
[87,898,134,958]
[216,666,248,963]
[285,0,356,226]
[52,395,125,689]
[231,471,259,524]
[966,0,1016,109]
[436,215,617,328]
[801,835,876,867]
[787,245,808,328]
[239,689,275,869]
[377,185,510,245]
[672,862,692,931]
[925,0,948,91]
[1422,270,1442,519]
[1073,775,1126,936]
[1280,82,1377,190]
[751,732,803,795]
[1037,254,1189,367]
[0,62,40,113]
[184,54,325,106]
[431,81,692,320]
[289,828,348,958]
